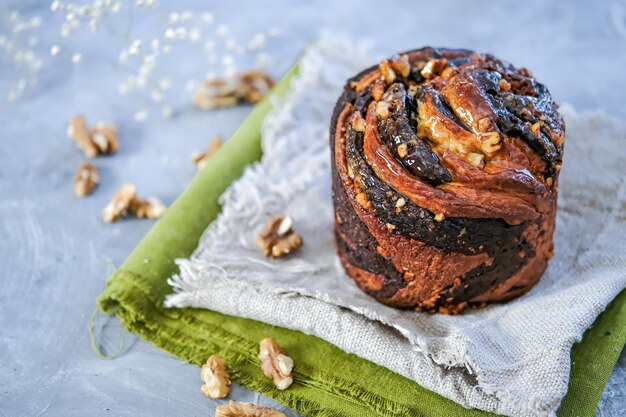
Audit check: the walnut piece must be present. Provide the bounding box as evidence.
[191,135,223,168]
[258,338,293,390]
[200,354,230,399]
[237,70,275,104]
[102,183,166,223]
[378,59,396,84]
[134,197,167,220]
[102,183,137,223]
[255,215,303,259]
[193,70,274,109]
[67,115,118,157]
[215,401,286,417]
[420,58,448,79]
[74,162,99,197]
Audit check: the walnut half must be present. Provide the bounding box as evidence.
[255,215,303,259]
[67,115,118,157]
[259,338,293,390]
[74,162,99,197]
[200,354,230,399]
[102,183,137,223]
[102,183,167,223]
[215,401,286,417]
[134,197,167,220]
[192,70,274,110]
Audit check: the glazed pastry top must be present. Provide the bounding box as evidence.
[342,48,565,226]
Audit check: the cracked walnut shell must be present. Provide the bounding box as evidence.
[74,162,99,197]
[200,354,230,399]
[256,215,303,259]
[215,401,286,417]
[258,338,293,390]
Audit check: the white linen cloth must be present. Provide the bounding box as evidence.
[166,39,626,417]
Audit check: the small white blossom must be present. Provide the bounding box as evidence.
[189,28,201,43]
[161,105,172,119]
[180,11,192,21]
[168,12,178,24]
[129,40,142,55]
[71,53,82,63]
[150,38,160,51]
[201,12,214,23]
[268,27,281,37]
[185,80,197,92]
[118,50,129,64]
[150,89,163,102]
[225,38,236,50]
[216,24,228,37]
[158,77,171,90]
[203,39,216,51]
[255,52,270,68]
[134,109,148,121]
[175,27,186,39]
[50,45,61,56]
[164,28,175,40]
[248,33,265,50]
[51,1,63,11]
[221,55,234,66]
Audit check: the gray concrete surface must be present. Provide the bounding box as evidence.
[0,0,624,416]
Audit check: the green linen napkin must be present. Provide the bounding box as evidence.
[97,64,626,417]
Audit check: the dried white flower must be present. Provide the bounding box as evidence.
[248,33,265,50]
[161,105,172,119]
[134,109,148,121]
[158,77,171,90]
[189,28,202,43]
[268,27,281,37]
[150,38,160,51]
[216,24,229,37]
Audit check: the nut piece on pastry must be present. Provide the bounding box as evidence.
[74,162,99,197]
[200,354,230,399]
[258,338,293,390]
[67,115,118,157]
[102,183,137,223]
[256,215,303,259]
[330,47,565,313]
[215,401,287,417]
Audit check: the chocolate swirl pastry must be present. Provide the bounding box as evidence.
[331,48,565,314]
